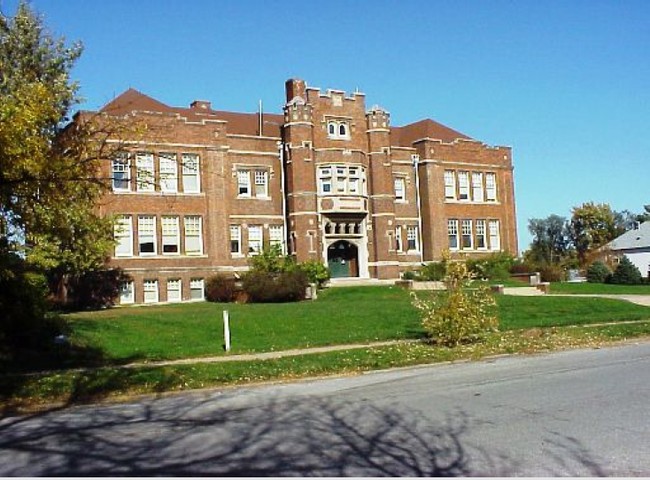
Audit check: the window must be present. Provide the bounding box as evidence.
[444,170,456,200]
[248,225,262,255]
[237,170,251,196]
[327,120,350,139]
[119,281,134,304]
[167,279,181,303]
[184,216,203,255]
[143,279,159,304]
[448,219,459,250]
[472,172,484,202]
[461,219,473,250]
[476,220,487,249]
[230,225,242,254]
[254,170,268,197]
[159,153,178,193]
[395,227,403,252]
[114,215,133,257]
[489,220,501,251]
[486,173,497,202]
[112,154,131,191]
[458,171,470,201]
[161,216,180,254]
[190,278,204,300]
[136,153,155,192]
[137,215,156,255]
[318,167,332,194]
[407,226,419,251]
[394,177,406,202]
[269,225,284,252]
[318,165,366,195]
[182,153,200,193]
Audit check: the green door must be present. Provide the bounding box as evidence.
[327,241,357,278]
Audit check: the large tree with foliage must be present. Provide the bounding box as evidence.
[569,202,620,265]
[527,214,570,266]
[1,2,116,308]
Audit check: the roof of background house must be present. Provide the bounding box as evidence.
[606,222,650,251]
[99,88,471,145]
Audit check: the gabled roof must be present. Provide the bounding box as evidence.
[99,88,283,137]
[607,222,650,251]
[391,118,471,147]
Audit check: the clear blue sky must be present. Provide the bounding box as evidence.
[3,0,649,252]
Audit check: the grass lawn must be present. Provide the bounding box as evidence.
[550,282,650,295]
[55,286,650,369]
[66,286,422,364]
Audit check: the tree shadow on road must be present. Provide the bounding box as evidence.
[0,391,612,476]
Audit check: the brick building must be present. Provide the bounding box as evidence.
[87,78,517,304]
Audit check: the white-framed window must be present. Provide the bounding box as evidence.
[119,280,134,304]
[237,170,251,197]
[137,215,157,256]
[166,279,182,303]
[472,172,484,202]
[184,216,203,255]
[448,219,459,250]
[407,225,419,251]
[327,120,350,140]
[136,152,155,192]
[394,177,406,202]
[161,216,180,255]
[230,225,242,254]
[461,219,473,250]
[112,154,131,192]
[248,225,262,255]
[269,225,284,252]
[348,167,360,194]
[159,153,178,193]
[114,215,133,257]
[476,219,487,250]
[254,170,268,197]
[182,153,200,193]
[489,220,501,251]
[444,170,456,200]
[143,279,159,304]
[190,278,204,300]
[318,165,366,195]
[458,171,470,201]
[486,173,497,202]
[395,226,403,252]
[318,167,332,194]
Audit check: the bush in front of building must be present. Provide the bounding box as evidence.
[206,274,238,302]
[539,265,565,282]
[411,254,498,346]
[419,261,447,281]
[586,261,612,284]
[467,252,515,281]
[609,256,643,285]
[242,269,309,303]
[297,260,330,287]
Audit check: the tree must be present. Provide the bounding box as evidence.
[569,202,619,265]
[610,256,643,285]
[0,2,118,305]
[527,214,570,265]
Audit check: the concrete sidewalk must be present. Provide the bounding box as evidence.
[503,286,650,306]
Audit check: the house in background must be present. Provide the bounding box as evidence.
[80,78,518,304]
[604,221,650,278]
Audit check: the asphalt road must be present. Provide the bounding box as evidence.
[1,342,649,476]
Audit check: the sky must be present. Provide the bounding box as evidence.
[2,0,649,252]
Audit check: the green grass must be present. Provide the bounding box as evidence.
[497,295,650,329]
[550,282,650,295]
[66,286,423,364]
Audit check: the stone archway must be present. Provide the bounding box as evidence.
[327,240,359,278]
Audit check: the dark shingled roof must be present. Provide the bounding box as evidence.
[100,89,469,144]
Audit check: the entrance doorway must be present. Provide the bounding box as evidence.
[327,241,358,278]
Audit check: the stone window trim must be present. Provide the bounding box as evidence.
[394,176,407,203]
[325,117,352,140]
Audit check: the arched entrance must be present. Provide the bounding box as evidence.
[327,240,359,278]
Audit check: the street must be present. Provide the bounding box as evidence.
[1,342,649,475]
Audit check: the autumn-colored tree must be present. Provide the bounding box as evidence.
[0,2,120,318]
[569,202,620,265]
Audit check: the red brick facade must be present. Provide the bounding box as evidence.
[87,79,517,304]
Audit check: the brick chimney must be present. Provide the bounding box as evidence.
[285,78,306,103]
